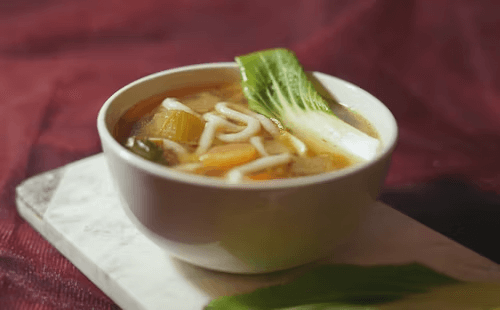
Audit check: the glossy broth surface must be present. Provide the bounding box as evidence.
[114,82,379,182]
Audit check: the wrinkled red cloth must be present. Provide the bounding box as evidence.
[1,0,499,308]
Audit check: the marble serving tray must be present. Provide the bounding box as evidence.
[16,154,500,310]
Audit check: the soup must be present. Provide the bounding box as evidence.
[114,82,379,183]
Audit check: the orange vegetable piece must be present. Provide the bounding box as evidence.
[200,143,258,170]
[248,172,274,181]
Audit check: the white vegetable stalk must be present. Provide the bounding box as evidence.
[282,107,379,162]
[236,48,380,163]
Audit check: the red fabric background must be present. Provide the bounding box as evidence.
[1,0,499,308]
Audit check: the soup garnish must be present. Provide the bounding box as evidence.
[236,48,379,162]
[117,48,380,183]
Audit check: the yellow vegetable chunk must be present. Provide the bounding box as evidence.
[144,109,205,144]
[200,143,258,170]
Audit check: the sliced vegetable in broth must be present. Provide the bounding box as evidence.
[114,49,380,183]
[236,48,380,162]
[115,81,378,183]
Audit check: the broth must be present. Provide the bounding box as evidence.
[114,82,379,183]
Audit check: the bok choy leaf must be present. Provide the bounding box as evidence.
[235,48,380,162]
[205,263,460,309]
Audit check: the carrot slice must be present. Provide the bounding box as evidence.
[200,143,258,170]
[247,172,274,180]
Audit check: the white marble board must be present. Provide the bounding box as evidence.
[15,154,500,310]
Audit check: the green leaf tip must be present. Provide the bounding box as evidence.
[234,48,381,162]
[205,263,459,310]
[235,48,333,121]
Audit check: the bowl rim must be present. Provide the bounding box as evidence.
[97,62,398,190]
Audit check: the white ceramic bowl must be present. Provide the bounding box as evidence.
[97,63,398,274]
